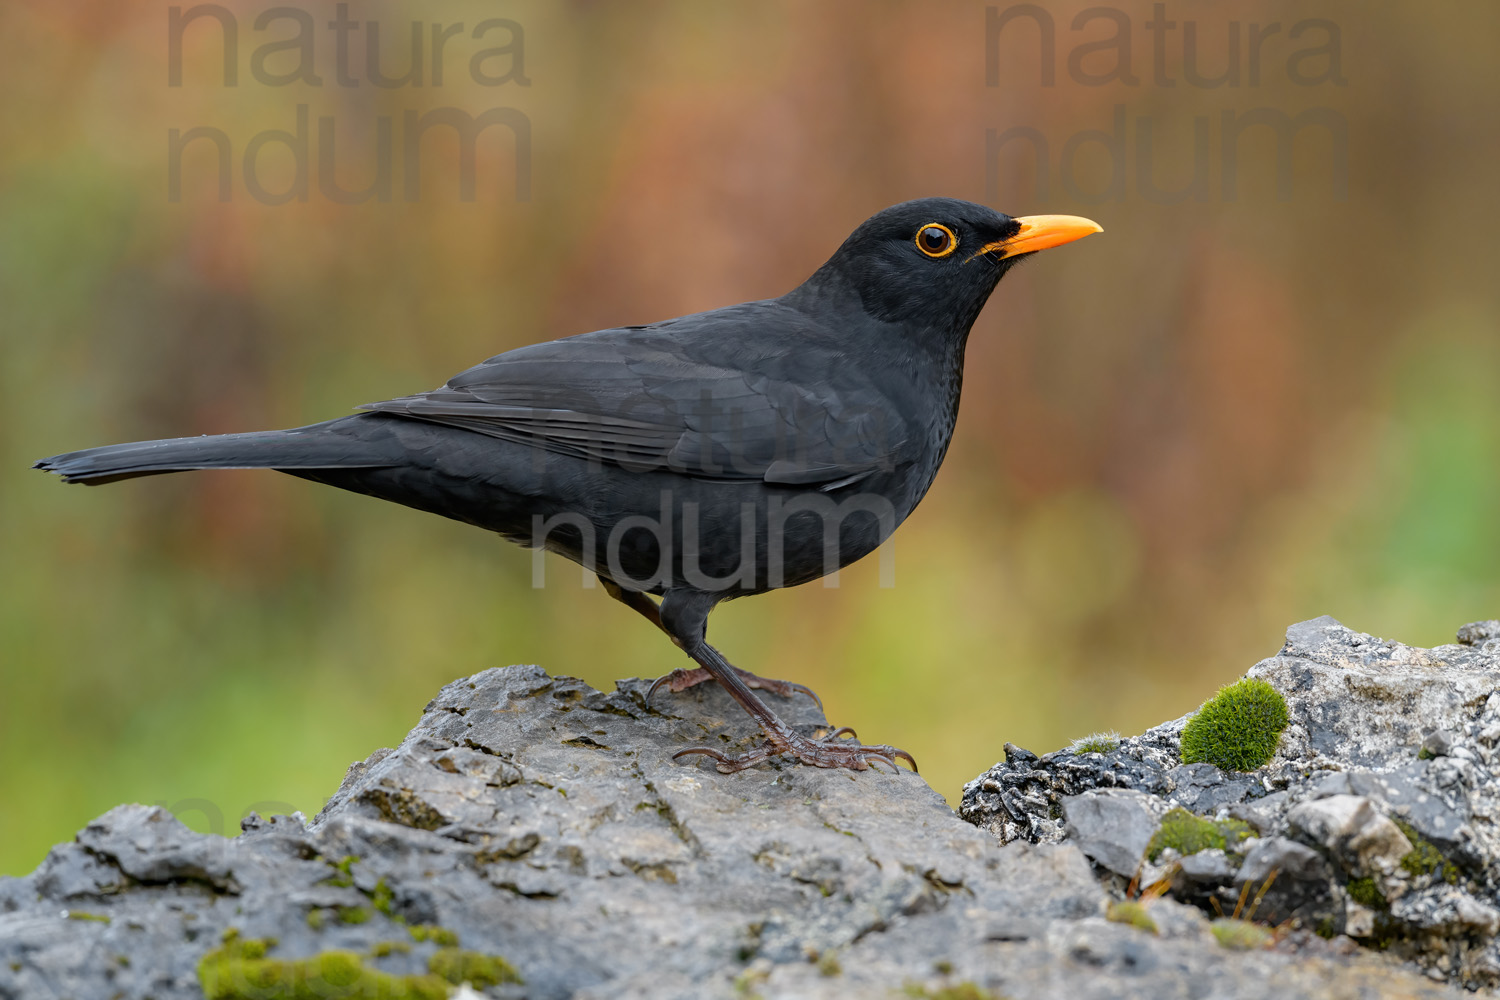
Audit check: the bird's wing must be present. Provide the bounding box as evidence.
[358,316,908,487]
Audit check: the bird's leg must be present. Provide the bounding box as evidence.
[671,638,916,774]
[600,577,667,632]
[655,586,914,774]
[599,577,821,709]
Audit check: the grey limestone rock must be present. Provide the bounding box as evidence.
[0,659,1466,999]
[1061,788,1168,877]
[961,616,1500,989]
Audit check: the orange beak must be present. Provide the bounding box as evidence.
[972,215,1103,261]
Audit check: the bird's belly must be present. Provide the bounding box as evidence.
[302,419,922,597]
[524,471,910,596]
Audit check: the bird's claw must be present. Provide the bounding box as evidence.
[646,666,823,711]
[673,731,916,774]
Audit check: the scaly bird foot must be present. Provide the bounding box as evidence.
[646,666,823,711]
[674,729,916,774]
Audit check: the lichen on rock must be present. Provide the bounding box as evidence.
[961,616,1500,990]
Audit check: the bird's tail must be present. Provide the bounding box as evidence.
[34,419,398,485]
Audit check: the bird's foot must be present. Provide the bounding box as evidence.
[674,728,916,774]
[647,666,823,711]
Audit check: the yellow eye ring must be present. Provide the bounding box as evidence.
[914,223,957,259]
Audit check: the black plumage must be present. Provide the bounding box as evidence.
[36,197,1100,772]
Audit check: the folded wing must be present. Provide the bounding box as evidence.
[359,309,907,489]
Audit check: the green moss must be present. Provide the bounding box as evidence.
[428,948,522,988]
[320,855,358,889]
[1179,678,1289,771]
[734,966,769,997]
[817,952,842,976]
[1394,818,1461,884]
[1105,900,1159,934]
[1210,918,1272,951]
[198,929,451,1000]
[1315,916,1337,939]
[336,906,370,925]
[370,880,395,917]
[1347,876,1387,909]
[305,909,324,931]
[407,924,459,947]
[370,941,410,958]
[64,910,110,923]
[1146,808,1253,862]
[1069,731,1121,755]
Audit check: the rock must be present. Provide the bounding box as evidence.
[1345,901,1377,939]
[0,661,1466,1000]
[1238,837,1330,885]
[1285,795,1413,888]
[961,616,1500,989]
[1392,887,1500,935]
[1168,763,1259,814]
[1177,848,1238,886]
[1456,620,1500,646]
[1061,789,1168,877]
[1233,837,1337,929]
[1422,729,1458,759]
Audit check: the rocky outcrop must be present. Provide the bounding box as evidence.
[962,616,1500,990]
[0,623,1483,999]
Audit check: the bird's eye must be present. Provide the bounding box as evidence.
[915,223,956,259]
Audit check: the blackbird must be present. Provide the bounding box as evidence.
[35,198,1100,773]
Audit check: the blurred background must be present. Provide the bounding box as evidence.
[3,0,1497,875]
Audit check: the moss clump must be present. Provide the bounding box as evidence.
[1210,918,1272,951]
[371,879,395,917]
[1069,731,1121,755]
[1179,678,1289,771]
[1346,876,1387,909]
[336,906,370,925]
[198,929,451,1000]
[816,952,842,977]
[370,941,410,958]
[429,948,522,988]
[320,855,359,889]
[1394,818,1461,884]
[407,925,459,947]
[305,909,324,931]
[1105,900,1158,934]
[1146,808,1253,862]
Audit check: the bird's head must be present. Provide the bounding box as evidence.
[793,197,1101,331]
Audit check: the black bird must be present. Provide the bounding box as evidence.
[35,198,1100,773]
